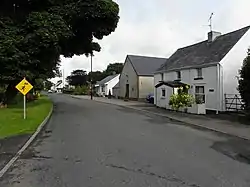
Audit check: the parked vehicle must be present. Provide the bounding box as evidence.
[146,93,154,103]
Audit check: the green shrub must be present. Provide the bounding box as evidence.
[7,93,24,105]
[239,48,250,112]
[169,86,194,111]
[195,95,204,104]
[73,86,88,95]
[63,89,74,94]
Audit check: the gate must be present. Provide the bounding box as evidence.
[225,94,244,112]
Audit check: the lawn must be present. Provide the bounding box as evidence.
[0,95,52,139]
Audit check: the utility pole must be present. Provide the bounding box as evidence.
[90,53,93,100]
[13,4,16,13]
[13,3,19,14]
[62,68,65,89]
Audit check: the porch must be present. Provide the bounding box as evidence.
[155,81,206,114]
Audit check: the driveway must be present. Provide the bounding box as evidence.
[0,94,250,187]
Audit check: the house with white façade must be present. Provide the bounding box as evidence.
[154,26,250,114]
[95,74,120,97]
[119,55,167,100]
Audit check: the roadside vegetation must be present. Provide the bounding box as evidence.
[0,0,119,137]
[0,94,52,138]
[238,48,250,121]
[63,63,123,96]
[0,0,120,105]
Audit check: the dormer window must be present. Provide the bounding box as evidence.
[176,71,181,80]
[161,73,164,81]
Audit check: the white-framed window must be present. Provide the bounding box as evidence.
[101,86,105,92]
[161,88,166,97]
[195,86,205,104]
[176,71,181,80]
[197,68,202,78]
[161,73,164,81]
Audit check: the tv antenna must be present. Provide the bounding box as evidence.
[208,13,214,32]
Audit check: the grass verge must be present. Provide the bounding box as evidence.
[0,95,52,139]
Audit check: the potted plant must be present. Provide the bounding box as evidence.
[188,95,206,114]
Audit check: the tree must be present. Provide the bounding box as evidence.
[66,70,88,87]
[44,80,54,91]
[33,78,45,91]
[87,71,103,84]
[87,63,123,84]
[103,63,123,77]
[238,49,250,111]
[0,0,120,103]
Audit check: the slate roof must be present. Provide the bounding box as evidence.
[127,55,168,76]
[97,74,118,86]
[158,26,250,72]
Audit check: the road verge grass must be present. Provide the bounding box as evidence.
[0,95,52,139]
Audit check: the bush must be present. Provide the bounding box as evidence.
[26,93,36,102]
[239,48,250,113]
[169,86,194,111]
[0,92,4,102]
[73,86,88,95]
[62,89,74,94]
[6,93,24,105]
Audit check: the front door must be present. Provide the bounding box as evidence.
[125,84,129,99]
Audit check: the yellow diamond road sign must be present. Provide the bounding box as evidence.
[16,78,33,96]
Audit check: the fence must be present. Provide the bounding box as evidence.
[225,94,244,112]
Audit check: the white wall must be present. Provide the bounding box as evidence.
[119,58,138,99]
[105,75,120,95]
[220,29,250,95]
[138,76,154,99]
[155,65,221,111]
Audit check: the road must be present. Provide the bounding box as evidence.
[0,94,250,187]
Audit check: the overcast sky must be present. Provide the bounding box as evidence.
[52,0,250,83]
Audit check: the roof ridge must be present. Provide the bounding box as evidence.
[127,54,167,59]
[218,25,250,38]
[157,25,250,72]
[178,25,250,51]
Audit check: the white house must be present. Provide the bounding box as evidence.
[154,26,250,114]
[95,74,120,97]
[118,55,167,100]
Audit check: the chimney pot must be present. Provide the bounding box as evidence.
[208,31,221,42]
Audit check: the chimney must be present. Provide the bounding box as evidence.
[208,31,221,42]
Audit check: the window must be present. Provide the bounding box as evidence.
[101,86,105,92]
[161,88,166,97]
[161,73,164,81]
[195,86,205,104]
[176,71,181,80]
[197,68,202,78]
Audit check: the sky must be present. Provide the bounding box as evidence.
[52,0,250,83]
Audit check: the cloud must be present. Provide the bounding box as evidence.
[54,0,250,84]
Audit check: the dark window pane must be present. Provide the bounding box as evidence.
[197,68,202,77]
[162,89,166,97]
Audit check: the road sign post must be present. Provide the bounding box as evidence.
[15,78,33,119]
[24,95,26,119]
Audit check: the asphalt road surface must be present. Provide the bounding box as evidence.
[1,94,250,187]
